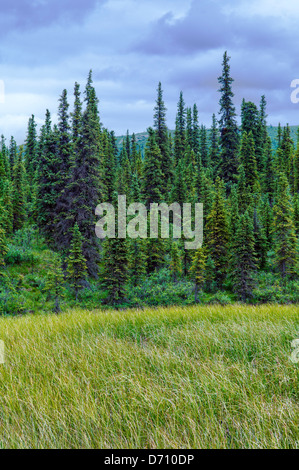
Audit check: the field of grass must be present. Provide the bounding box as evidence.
[0,304,298,449]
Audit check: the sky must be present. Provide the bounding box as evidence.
[1,0,299,143]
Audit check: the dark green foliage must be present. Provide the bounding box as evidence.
[1,57,298,312]
[273,174,298,280]
[36,111,59,244]
[170,241,182,282]
[129,238,147,286]
[199,125,209,167]
[0,225,8,268]
[66,223,88,300]
[192,104,200,157]
[190,247,206,302]
[9,137,17,181]
[12,147,26,232]
[44,253,65,314]
[241,100,264,171]
[54,89,73,251]
[230,210,257,301]
[102,237,130,303]
[217,51,239,190]
[142,128,164,208]
[209,113,220,173]
[206,177,230,287]
[24,115,37,185]
[68,72,102,277]
[174,92,186,164]
[239,131,259,191]
[153,82,173,191]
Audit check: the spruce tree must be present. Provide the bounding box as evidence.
[186,107,193,149]
[66,223,88,300]
[68,72,102,277]
[239,131,259,191]
[209,113,220,174]
[9,137,17,181]
[190,247,206,302]
[54,89,73,250]
[12,147,26,232]
[36,111,59,244]
[45,254,65,314]
[206,177,230,287]
[262,136,275,204]
[171,159,188,205]
[153,82,172,190]
[217,51,239,190]
[24,115,37,185]
[142,128,164,208]
[170,241,182,282]
[102,236,130,304]
[0,225,8,269]
[199,125,209,167]
[174,92,186,164]
[241,100,263,171]
[129,238,147,287]
[273,174,298,280]
[192,104,200,158]
[230,210,257,302]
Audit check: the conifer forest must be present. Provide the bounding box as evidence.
[0,52,298,314]
[0,0,298,451]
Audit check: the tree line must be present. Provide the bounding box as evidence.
[0,52,298,308]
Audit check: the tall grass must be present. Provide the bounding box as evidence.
[0,304,298,448]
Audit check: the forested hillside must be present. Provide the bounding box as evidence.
[0,52,298,314]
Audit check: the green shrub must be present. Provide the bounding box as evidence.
[5,245,39,266]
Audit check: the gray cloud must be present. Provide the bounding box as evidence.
[0,0,102,34]
[133,0,295,56]
[0,0,299,143]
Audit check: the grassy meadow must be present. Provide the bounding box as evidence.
[0,304,298,449]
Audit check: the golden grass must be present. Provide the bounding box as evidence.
[0,304,298,448]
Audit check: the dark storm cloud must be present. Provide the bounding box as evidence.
[0,0,102,34]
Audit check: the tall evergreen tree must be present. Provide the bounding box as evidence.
[174,92,186,164]
[217,51,239,190]
[69,72,102,277]
[206,177,230,287]
[192,104,200,158]
[170,241,182,282]
[273,174,298,280]
[230,210,257,301]
[9,137,17,181]
[24,115,37,185]
[239,131,259,191]
[36,111,59,244]
[12,147,26,232]
[153,84,173,192]
[199,125,209,167]
[190,247,206,302]
[45,254,65,314]
[54,89,73,250]
[241,100,263,171]
[66,223,88,300]
[142,128,164,208]
[209,113,220,174]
